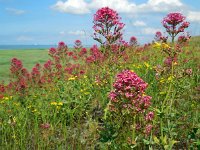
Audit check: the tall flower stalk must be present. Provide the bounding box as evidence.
[93,7,125,47]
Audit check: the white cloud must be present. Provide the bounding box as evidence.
[52,0,90,14]
[88,0,136,13]
[142,27,161,35]
[68,30,85,36]
[138,0,184,13]
[52,0,185,15]
[17,36,33,41]
[6,8,25,15]
[133,21,146,27]
[187,11,200,23]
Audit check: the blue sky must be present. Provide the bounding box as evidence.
[0,0,200,45]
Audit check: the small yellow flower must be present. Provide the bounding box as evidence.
[14,102,20,106]
[167,76,174,82]
[144,62,150,68]
[68,75,77,81]
[3,97,9,100]
[12,135,16,139]
[27,105,32,109]
[153,42,161,49]
[103,80,108,84]
[57,102,63,106]
[159,91,166,95]
[137,65,142,69]
[162,43,170,49]
[159,78,165,83]
[173,62,178,65]
[68,77,76,81]
[50,102,57,106]
[32,109,37,113]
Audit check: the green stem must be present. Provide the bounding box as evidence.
[160,58,174,139]
[132,115,136,141]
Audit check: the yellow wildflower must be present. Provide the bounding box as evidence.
[68,75,77,81]
[162,43,170,49]
[159,91,166,95]
[173,62,178,65]
[27,105,32,109]
[50,102,57,106]
[159,78,165,83]
[68,77,76,81]
[153,42,161,49]
[137,65,142,69]
[144,62,150,68]
[57,102,63,106]
[32,109,37,113]
[3,97,9,100]
[167,76,174,82]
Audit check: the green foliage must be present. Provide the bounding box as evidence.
[0,36,200,149]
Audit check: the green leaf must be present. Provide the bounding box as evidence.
[143,139,150,145]
[161,135,167,145]
[153,136,160,144]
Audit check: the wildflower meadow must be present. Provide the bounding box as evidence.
[0,7,200,149]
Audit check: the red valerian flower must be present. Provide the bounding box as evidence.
[93,7,125,46]
[108,70,152,113]
[162,12,190,41]
[129,36,137,46]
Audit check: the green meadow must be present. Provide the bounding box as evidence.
[0,49,48,82]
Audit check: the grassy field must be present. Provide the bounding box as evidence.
[0,37,200,149]
[0,49,49,82]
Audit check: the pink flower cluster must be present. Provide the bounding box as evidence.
[129,36,137,46]
[178,33,191,44]
[10,58,23,75]
[94,7,120,24]
[86,45,104,63]
[162,12,190,36]
[164,56,178,67]
[154,31,168,43]
[74,40,82,49]
[93,7,125,46]
[108,70,152,112]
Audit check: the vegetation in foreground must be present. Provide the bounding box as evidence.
[0,7,200,149]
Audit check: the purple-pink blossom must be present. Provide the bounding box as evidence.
[108,70,152,113]
[162,12,190,36]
